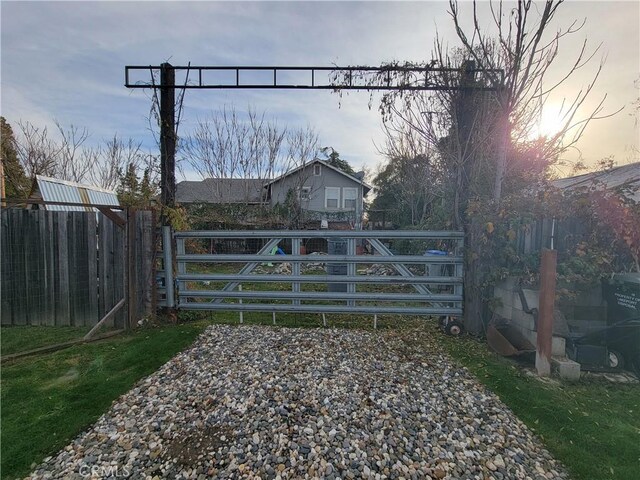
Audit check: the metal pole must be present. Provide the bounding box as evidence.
[292,237,301,306]
[239,284,243,324]
[347,237,356,307]
[176,237,186,307]
[162,226,175,309]
[536,249,557,376]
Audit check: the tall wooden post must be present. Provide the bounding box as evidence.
[160,62,176,215]
[159,63,177,320]
[536,248,557,376]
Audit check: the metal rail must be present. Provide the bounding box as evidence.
[162,229,464,317]
[175,230,463,239]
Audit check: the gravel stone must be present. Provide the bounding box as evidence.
[27,325,569,479]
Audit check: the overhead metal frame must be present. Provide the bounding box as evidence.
[125,65,504,91]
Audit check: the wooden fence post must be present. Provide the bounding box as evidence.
[536,248,557,376]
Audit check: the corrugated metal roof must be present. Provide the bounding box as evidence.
[552,162,640,202]
[34,175,120,211]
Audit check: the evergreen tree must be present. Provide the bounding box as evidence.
[117,163,157,207]
[321,147,355,175]
[1,117,30,198]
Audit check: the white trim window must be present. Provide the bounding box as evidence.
[325,187,340,209]
[343,187,358,209]
[313,164,322,176]
[299,186,311,201]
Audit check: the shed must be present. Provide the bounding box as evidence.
[30,175,120,211]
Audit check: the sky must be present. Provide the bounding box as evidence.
[1,0,638,181]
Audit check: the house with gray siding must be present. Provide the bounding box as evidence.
[176,159,371,228]
[265,159,371,227]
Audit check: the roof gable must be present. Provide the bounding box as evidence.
[176,178,265,204]
[266,159,372,194]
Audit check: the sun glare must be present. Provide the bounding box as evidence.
[531,107,567,140]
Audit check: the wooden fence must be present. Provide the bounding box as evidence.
[0,209,155,327]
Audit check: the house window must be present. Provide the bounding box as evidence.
[314,164,322,176]
[299,186,311,201]
[343,187,358,209]
[325,187,340,209]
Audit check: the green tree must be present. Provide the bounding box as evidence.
[320,147,355,175]
[117,163,157,208]
[1,117,30,198]
[371,154,436,227]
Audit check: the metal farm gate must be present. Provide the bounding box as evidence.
[158,229,463,318]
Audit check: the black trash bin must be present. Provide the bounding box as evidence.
[327,238,347,292]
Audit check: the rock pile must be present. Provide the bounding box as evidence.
[28,325,568,479]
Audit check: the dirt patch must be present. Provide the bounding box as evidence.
[163,424,234,466]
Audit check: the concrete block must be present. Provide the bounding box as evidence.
[500,276,519,291]
[551,356,581,381]
[494,305,513,320]
[552,336,566,356]
[519,327,537,346]
[512,291,521,310]
[493,287,513,308]
[512,309,536,332]
[513,291,523,311]
[521,288,539,312]
[520,329,566,357]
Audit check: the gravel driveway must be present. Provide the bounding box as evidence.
[29,325,568,479]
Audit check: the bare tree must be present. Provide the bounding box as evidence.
[15,121,61,179]
[278,125,320,228]
[375,124,441,226]
[181,106,323,208]
[448,0,621,201]
[330,0,619,334]
[14,120,157,195]
[90,135,149,190]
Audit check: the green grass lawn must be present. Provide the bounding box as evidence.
[3,314,638,480]
[0,321,208,480]
[438,329,640,480]
[1,326,91,356]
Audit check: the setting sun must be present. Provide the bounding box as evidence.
[531,106,568,140]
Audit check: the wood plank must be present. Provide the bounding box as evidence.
[84,298,125,340]
[98,215,107,318]
[56,213,71,326]
[104,214,115,320]
[114,217,126,328]
[13,210,27,325]
[126,208,135,329]
[97,206,126,228]
[1,329,125,363]
[30,210,46,325]
[140,211,154,318]
[42,211,56,325]
[150,210,158,319]
[27,210,36,325]
[87,213,99,325]
[0,210,14,325]
[75,213,91,326]
[67,212,82,327]
[36,210,48,325]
